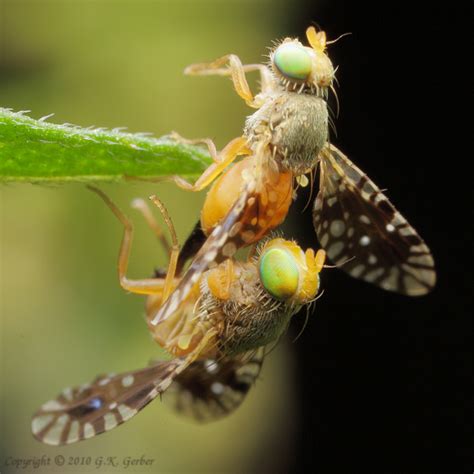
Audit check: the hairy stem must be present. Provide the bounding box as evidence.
[0,108,211,183]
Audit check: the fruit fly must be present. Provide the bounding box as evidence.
[150,25,436,332]
[31,188,326,445]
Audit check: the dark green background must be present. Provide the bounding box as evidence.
[0,2,300,472]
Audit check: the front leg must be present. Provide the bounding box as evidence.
[185,55,274,107]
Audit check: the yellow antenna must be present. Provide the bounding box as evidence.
[314,249,327,273]
[306,26,326,52]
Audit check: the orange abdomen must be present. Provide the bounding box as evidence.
[201,156,293,243]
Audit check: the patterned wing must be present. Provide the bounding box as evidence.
[149,177,261,327]
[163,349,265,422]
[32,358,187,445]
[313,144,436,295]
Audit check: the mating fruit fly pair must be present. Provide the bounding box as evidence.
[32,26,435,445]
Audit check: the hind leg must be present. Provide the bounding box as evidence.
[88,186,172,295]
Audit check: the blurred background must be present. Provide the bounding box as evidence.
[0,1,471,473]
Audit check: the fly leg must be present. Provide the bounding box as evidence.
[148,195,180,304]
[185,55,274,107]
[88,186,171,295]
[171,135,250,191]
[131,197,170,254]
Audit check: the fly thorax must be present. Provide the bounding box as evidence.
[245,92,328,175]
[211,264,296,356]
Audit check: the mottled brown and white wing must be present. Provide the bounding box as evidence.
[314,144,436,295]
[149,177,262,327]
[164,349,265,422]
[32,358,187,445]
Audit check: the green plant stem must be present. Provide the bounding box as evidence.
[0,108,211,183]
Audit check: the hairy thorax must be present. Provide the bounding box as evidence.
[201,262,295,357]
[244,92,328,175]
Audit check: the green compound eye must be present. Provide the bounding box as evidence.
[274,43,312,80]
[259,248,299,300]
